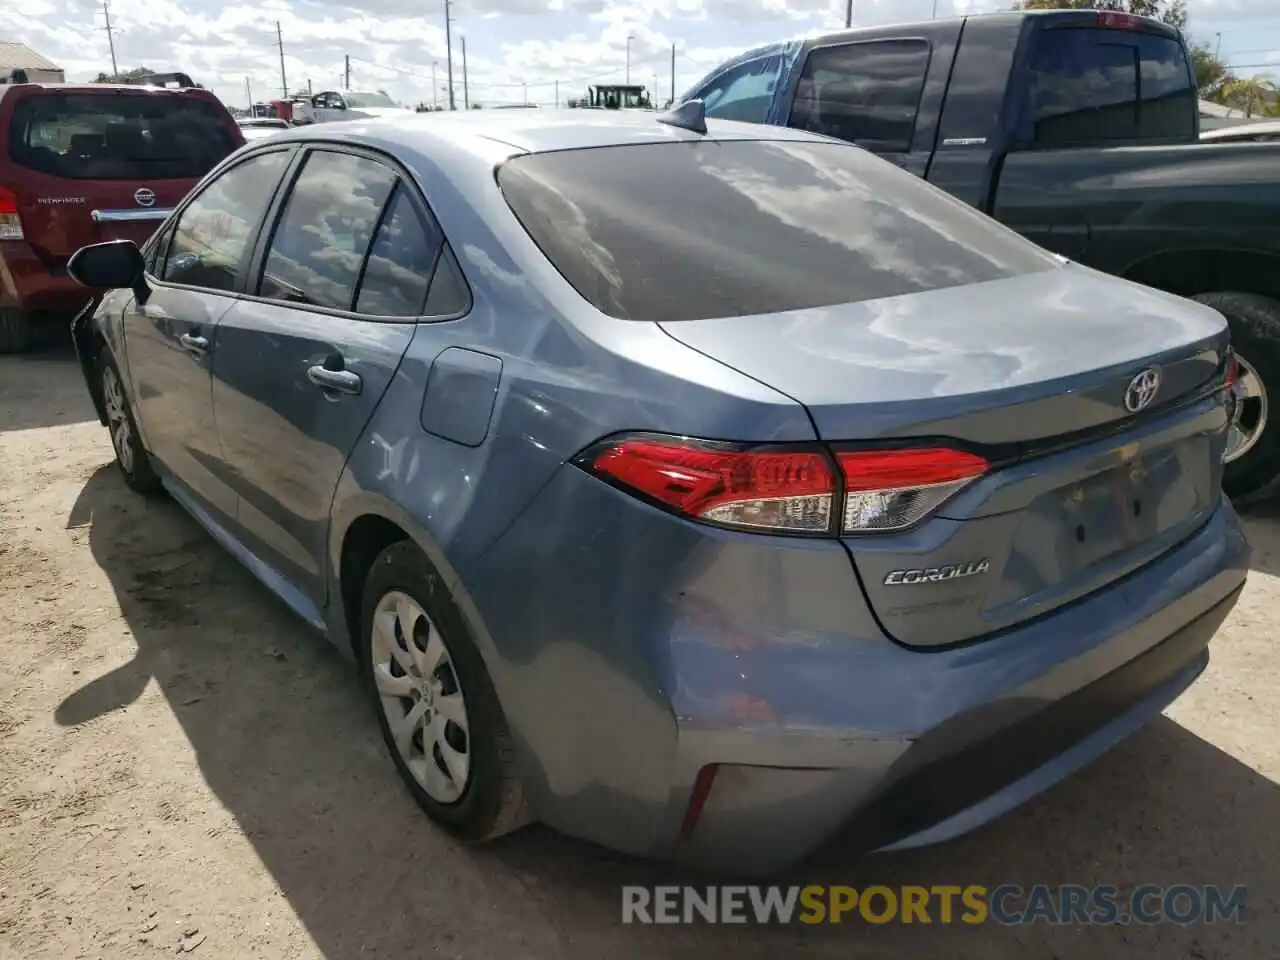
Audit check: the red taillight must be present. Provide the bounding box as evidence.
[577,434,989,535]
[0,186,21,241]
[837,447,988,532]
[1223,349,1241,392]
[1097,11,1145,29]
[582,435,836,533]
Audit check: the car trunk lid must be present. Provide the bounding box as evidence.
[659,266,1232,647]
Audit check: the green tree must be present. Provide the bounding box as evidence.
[93,66,158,83]
[1219,76,1278,118]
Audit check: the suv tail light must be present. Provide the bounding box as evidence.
[0,187,23,241]
[576,434,989,535]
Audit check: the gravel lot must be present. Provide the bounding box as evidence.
[0,339,1276,960]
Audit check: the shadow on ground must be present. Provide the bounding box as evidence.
[57,464,1279,959]
[0,326,95,433]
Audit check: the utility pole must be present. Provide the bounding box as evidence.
[101,0,119,79]
[554,79,559,108]
[626,34,634,85]
[931,0,937,17]
[461,36,469,108]
[276,21,288,98]
[521,80,527,105]
[245,76,252,109]
[669,43,675,106]
[344,54,350,88]
[307,77,312,94]
[844,0,853,29]
[432,61,438,108]
[443,0,456,110]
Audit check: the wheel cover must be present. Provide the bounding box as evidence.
[1225,353,1269,465]
[370,590,471,803]
[101,365,134,474]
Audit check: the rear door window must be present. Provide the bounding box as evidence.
[788,39,931,152]
[1020,27,1196,146]
[497,139,1056,324]
[353,184,442,316]
[691,55,786,124]
[258,150,397,311]
[6,93,240,180]
[161,150,290,293]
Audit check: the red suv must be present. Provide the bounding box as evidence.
[0,75,244,351]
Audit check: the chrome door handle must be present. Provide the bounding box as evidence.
[307,365,362,395]
[179,333,209,354]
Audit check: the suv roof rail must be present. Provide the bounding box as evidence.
[121,71,198,89]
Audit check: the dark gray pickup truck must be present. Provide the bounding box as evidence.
[679,8,1280,499]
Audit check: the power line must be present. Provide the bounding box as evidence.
[344,54,645,90]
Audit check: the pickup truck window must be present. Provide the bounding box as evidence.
[1021,27,1195,147]
[788,39,930,153]
[497,139,1057,324]
[693,55,786,124]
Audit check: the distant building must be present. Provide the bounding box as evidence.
[0,41,65,84]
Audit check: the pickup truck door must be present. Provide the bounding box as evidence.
[780,29,960,178]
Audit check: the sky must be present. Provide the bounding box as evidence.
[2,0,1279,110]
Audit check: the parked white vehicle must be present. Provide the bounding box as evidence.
[307,89,414,123]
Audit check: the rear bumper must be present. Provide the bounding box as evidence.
[0,241,91,313]
[458,467,1249,876]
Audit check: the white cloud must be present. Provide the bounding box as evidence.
[1,0,1276,110]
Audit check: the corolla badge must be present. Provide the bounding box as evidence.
[133,187,156,208]
[1124,367,1162,413]
[883,559,991,586]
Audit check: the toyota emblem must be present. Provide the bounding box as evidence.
[134,187,156,208]
[1124,367,1162,413]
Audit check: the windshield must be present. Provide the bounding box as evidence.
[7,92,239,181]
[498,139,1058,323]
[344,91,397,108]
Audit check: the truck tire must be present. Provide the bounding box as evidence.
[1192,291,1280,501]
[0,308,33,354]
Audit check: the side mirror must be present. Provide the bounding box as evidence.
[68,240,149,303]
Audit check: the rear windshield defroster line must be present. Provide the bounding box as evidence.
[496,139,1058,324]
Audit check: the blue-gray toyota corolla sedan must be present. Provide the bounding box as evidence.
[66,108,1250,876]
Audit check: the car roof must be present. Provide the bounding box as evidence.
[266,106,836,159]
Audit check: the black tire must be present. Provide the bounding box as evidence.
[0,308,33,354]
[96,351,163,495]
[359,540,528,841]
[1192,292,1280,501]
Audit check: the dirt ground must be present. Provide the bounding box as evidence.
[0,339,1276,960]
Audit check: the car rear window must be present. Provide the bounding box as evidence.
[496,139,1058,323]
[6,92,239,181]
[1020,27,1197,146]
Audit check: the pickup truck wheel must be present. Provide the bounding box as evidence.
[0,308,33,354]
[1192,292,1280,500]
